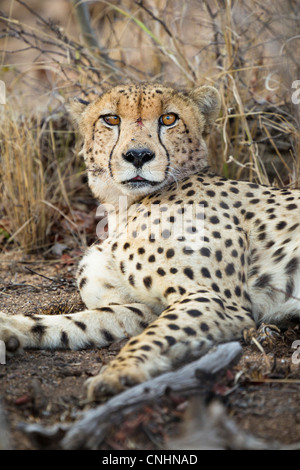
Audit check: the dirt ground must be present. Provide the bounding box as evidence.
[1,257,300,450]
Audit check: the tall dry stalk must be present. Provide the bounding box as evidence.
[0,108,49,252]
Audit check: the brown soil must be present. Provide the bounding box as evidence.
[1,257,300,450]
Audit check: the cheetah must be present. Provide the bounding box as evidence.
[1,82,300,401]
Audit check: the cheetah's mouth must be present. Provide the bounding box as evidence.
[122,176,161,188]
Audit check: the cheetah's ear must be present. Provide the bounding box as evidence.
[188,86,221,135]
[66,97,90,128]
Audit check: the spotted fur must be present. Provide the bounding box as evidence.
[1,83,299,401]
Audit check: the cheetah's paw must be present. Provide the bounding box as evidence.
[85,364,148,401]
[0,312,26,355]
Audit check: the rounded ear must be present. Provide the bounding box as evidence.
[188,86,220,134]
[66,97,90,129]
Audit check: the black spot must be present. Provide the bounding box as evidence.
[183,267,194,280]
[120,261,125,274]
[166,249,175,258]
[224,289,232,298]
[31,323,46,338]
[225,263,235,276]
[210,216,220,224]
[74,321,87,331]
[61,331,69,347]
[285,279,294,300]
[276,221,287,230]
[79,277,87,290]
[212,297,224,309]
[157,267,166,276]
[229,187,239,194]
[201,267,211,278]
[186,226,197,233]
[164,313,178,320]
[195,297,210,303]
[286,203,297,210]
[127,306,143,317]
[288,223,299,232]
[143,276,152,288]
[187,309,202,317]
[285,257,298,275]
[128,274,135,286]
[164,287,176,297]
[235,286,242,297]
[140,345,152,351]
[165,336,176,346]
[183,327,196,336]
[102,329,115,343]
[200,247,210,257]
[200,322,209,332]
[182,182,193,190]
[211,283,220,292]
[98,307,114,313]
[254,273,272,288]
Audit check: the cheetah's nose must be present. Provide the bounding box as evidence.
[123,148,155,169]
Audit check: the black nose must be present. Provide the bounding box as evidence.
[123,148,155,169]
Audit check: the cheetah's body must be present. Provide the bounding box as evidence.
[1,83,300,400]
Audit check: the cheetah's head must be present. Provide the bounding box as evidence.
[70,83,220,205]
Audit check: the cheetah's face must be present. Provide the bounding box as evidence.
[70,83,220,204]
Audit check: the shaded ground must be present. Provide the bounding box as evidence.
[1,257,300,450]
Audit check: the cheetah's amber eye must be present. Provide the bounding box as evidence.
[103,115,121,126]
[159,113,178,127]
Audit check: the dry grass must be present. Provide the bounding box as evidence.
[0,0,300,253]
[0,106,86,253]
[0,109,48,252]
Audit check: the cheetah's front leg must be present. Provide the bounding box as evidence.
[86,291,255,400]
[0,304,157,354]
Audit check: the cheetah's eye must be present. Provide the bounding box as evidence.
[102,115,121,126]
[159,113,178,127]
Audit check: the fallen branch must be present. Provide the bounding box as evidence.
[19,341,242,449]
